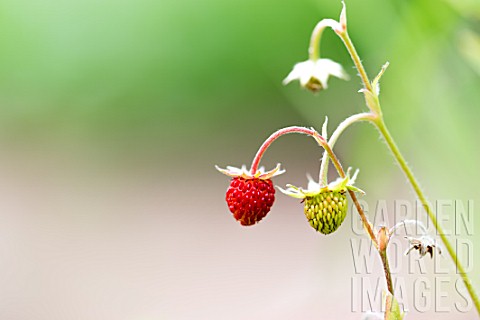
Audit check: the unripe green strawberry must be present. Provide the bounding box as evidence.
[304,189,347,234]
[280,167,363,235]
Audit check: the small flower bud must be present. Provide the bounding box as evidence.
[376,226,389,252]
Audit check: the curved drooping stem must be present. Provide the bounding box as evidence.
[249,126,389,293]
[389,219,428,237]
[308,19,342,61]
[249,127,376,244]
[250,125,349,178]
[319,112,376,185]
[250,126,319,175]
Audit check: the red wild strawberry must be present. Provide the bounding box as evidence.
[216,164,285,226]
[226,177,275,226]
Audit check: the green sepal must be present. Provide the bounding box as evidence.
[371,62,389,95]
[279,167,364,199]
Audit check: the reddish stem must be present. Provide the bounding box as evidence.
[250,126,324,174]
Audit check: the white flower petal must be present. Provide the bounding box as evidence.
[283,60,314,85]
[283,58,348,91]
[282,70,300,85]
[283,61,306,84]
[317,59,349,80]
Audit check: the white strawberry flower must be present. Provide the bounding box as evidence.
[283,58,349,92]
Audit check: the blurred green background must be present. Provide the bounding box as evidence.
[0,0,479,319]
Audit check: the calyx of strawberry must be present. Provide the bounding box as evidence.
[279,167,364,199]
[215,163,285,180]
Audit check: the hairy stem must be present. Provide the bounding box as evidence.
[250,126,319,174]
[308,19,342,61]
[319,112,376,185]
[320,135,392,291]
[348,190,378,251]
[251,128,391,299]
[338,31,372,92]
[337,28,480,312]
[374,117,480,312]
[380,250,394,294]
[313,132,378,246]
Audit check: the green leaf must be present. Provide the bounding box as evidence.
[384,292,404,320]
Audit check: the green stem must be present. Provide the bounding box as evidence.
[313,132,379,251]
[338,31,372,92]
[319,112,376,185]
[322,137,392,291]
[380,250,394,295]
[308,22,323,61]
[337,29,480,314]
[250,126,320,174]
[308,19,343,61]
[374,117,480,313]
[315,133,393,296]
